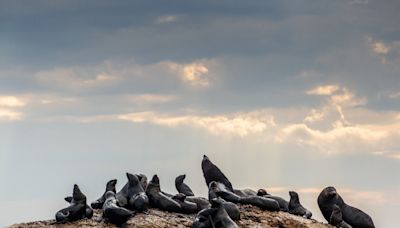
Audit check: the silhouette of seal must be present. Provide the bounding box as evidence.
[91,179,117,209]
[330,204,352,228]
[55,184,88,223]
[64,196,93,219]
[175,174,195,196]
[318,186,374,228]
[145,174,182,212]
[136,173,148,190]
[202,155,234,192]
[257,189,289,212]
[210,197,240,221]
[171,193,199,214]
[116,173,149,211]
[193,202,238,228]
[209,181,279,211]
[288,191,312,218]
[103,191,135,227]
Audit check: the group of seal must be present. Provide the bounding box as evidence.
[54,155,375,227]
[318,186,375,228]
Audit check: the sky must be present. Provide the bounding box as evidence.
[1,0,400,227]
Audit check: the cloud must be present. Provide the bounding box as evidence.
[306,85,340,96]
[127,94,178,104]
[389,91,400,99]
[0,96,25,120]
[155,15,178,24]
[167,61,213,87]
[117,111,276,137]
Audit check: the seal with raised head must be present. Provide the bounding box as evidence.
[91,179,117,209]
[192,202,238,228]
[64,196,93,219]
[330,204,352,228]
[116,173,149,211]
[210,197,240,221]
[171,193,199,214]
[103,191,135,227]
[55,184,88,223]
[288,191,312,218]
[202,155,234,192]
[257,189,289,212]
[318,186,374,228]
[175,174,195,196]
[145,174,182,212]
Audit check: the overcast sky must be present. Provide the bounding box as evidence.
[1,0,400,227]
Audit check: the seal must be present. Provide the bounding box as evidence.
[209,181,279,212]
[192,202,238,228]
[185,196,211,211]
[210,197,240,221]
[318,186,375,228]
[91,179,117,209]
[116,173,149,211]
[330,204,352,228]
[288,191,312,218]
[136,173,148,190]
[64,196,93,219]
[202,155,234,192]
[257,189,289,212]
[171,193,199,214]
[233,189,257,197]
[145,174,182,212]
[55,184,88,223]
[103,191,135,227]
[175,174,195,196]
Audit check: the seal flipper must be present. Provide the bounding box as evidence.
[64,196,73,203]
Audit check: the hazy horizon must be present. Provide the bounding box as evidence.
[1,0,400,227]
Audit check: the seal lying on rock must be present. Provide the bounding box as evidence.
[210,197,240,221]
[193,201,239,228]
[116,173,149,211]
[318,186,374,228]
[63,196,93,220]
[175,174,195,196]
[257,189,289,212]
[209,181,279,211]
[330,204,352,228]
[55,184,89,223]
[172,193,199,214]
[202,155,234,192]
[288,191,312,219]
[146,174,182,212]
[91,179,117,209]
[103,191,135,227]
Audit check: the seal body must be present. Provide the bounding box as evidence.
[145,175,182,212]
[192,204,238,228]
[233,189,257,197]
[185,196,211,211]
[257,189,289,212]
[103,191,135,226]
[202,155,234,192]
[91,179,117,209]
[330,204,352,228]
[288,191,312,219]
[172,193,199,214]
[210,197,240,221]
[209,181,279,212]
[175,174,195,196]
[318,186,374,228]
[55,184,88,223]
[116,173,149,211]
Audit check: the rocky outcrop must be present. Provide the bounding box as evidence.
[11,205,333,228]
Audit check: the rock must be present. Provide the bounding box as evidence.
[10,205,333,228]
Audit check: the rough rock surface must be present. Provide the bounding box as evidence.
[10,205,333,228]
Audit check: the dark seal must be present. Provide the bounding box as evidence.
[257,189,289,212]
[91,179,117,209]
[318,186,374,228]
[145,174,182,212]
[288,191,312,219]
[202,155,234,192]
[55,184,88,223]
[103,191,135,227]
[192,202,238,228]
[175,174,195,196]
[171,193,199,214]
[330,204,352,228]
[116,173,149,211]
